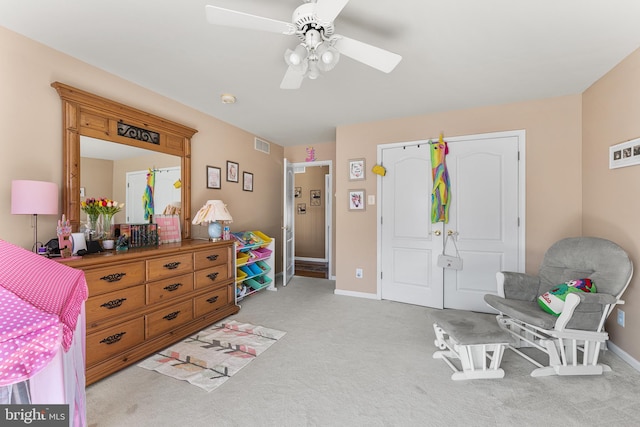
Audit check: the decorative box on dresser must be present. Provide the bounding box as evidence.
[61,239,238,385]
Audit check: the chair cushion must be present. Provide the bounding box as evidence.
[537,279,596,316]
[485,294,558,329]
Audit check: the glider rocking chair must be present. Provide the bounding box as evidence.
[484,237,633,377]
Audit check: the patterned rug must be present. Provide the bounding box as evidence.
[137,320,286,392]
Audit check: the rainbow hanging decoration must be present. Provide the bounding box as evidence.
[430,134,451,223]
[143,168,155,221]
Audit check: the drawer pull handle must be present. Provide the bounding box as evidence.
[164,283,183,292]
[163,311,180,321]
[100,273,126,282]
[206,296,219,304]
[207,272,219,281]
[100,298,127,309]
[207,254,219,261]
[100,332,126,345]
[163,262,181,270]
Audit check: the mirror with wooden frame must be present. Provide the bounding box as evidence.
[52,82,197,240]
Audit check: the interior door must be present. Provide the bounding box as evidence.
[443,134,520,312]
[283,158,295,285]
[380,143,444,307]
[380,132,522,312]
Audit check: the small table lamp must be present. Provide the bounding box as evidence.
[11,180,59,252]
[192,200,233,241]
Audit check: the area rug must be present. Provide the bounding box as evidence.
[137,320,286,392]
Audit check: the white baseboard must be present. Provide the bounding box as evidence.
[334,289,379,300]
[608,341,640,372]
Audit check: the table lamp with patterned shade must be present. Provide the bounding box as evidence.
[192,200,233,241]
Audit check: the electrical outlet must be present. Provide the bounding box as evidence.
[355,268,363,279]
[618,309,625,327]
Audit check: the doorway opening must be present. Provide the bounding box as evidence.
[291,160,333,280]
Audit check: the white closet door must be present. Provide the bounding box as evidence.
[443,134,520,312]
[380,143,444,308]
[379,131,522,312]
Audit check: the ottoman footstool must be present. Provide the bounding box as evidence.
[430,309,514,380]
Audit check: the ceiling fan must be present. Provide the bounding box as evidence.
[205,0,402,89]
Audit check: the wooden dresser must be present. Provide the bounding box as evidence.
[61,239,238,385]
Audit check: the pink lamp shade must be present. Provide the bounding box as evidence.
[11,180,59,214]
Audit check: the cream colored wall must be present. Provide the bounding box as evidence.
[79,157,113,223]
[583,47,640,359]
[335,95,583,294]
[0,27,284,266]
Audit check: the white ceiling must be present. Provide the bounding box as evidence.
[2,0,640,147]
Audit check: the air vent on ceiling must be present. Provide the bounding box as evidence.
[254,137,270,154]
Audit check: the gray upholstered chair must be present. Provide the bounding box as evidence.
[484,237,633,377]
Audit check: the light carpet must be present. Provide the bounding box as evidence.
[137,320,285,392]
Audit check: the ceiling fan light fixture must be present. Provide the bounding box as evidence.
[316,42,340,72]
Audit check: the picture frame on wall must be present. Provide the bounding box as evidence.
[206,166,221,189]
[227,161,239,182]
[310,189,321,206]
[348,158,366,181]
[609,136,640,169]
[297,203,306,214]
[348,189,366,211]
[294,187,302,198]
[243,171,253,192]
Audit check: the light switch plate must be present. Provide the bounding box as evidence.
[367,195,375,205]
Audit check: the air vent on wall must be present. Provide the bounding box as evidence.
[254,137,270,154]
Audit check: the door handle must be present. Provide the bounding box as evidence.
[447,230,455,236]
[433,230,441,236]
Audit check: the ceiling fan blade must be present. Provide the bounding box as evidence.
[205,5,295,35]
[334,36,402,73]
[280,67,305,90]
[314,0,350,23]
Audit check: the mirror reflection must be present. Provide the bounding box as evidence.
[79,136,181,230]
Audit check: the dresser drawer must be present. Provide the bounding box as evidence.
[146,253,194,281]
[145,300,193,339]
[147,273,194,304]
[86,317,145,367]
[86,285,146,325]
[194,247,229,270]
[194,285,229,317]
[194,265,229,289]
[84,261,146,296]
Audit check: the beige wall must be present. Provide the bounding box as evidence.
[335,95,583,294]
[0,27,284,264]
[583,47,640,359]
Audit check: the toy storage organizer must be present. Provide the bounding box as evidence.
[233,231,276,300]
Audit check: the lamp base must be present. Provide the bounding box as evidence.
[208,221,223,242]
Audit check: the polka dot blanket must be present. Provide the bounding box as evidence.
[0,286,62,386]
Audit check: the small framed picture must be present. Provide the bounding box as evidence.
[348,189,366,211]
[297,203,307,214]
[610,136,640,169]
[348,158,366,181]
[206,166,221,189]
[310,189,321,206]
[227,161,239,182]
[294,187,302,198]
[243,171,253,192]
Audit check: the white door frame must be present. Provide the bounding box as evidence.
[291,160,333,278]
[376,130,526,299]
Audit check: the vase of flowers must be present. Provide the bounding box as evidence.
[96,198,124,239]
[81,198,102,240]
